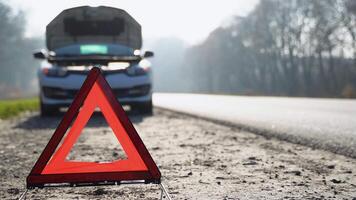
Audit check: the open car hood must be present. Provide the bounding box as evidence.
[46,6,142,51]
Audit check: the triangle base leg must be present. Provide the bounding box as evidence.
[159,183,172,200]
[18,189,28,200]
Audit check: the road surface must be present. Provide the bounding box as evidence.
[153,93,356,158]
[0,109,355,199]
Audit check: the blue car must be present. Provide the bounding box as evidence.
[35,43,153,116]
[34,6,154,116]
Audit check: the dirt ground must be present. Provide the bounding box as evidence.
[0,108,355,199]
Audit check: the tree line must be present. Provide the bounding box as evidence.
[181,0,356,98]
[0,1,42,98]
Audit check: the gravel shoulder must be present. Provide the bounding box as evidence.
[0,109,355,199]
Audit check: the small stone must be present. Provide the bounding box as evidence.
[152,147,160,150]
[285,170,301,176]
[93,188,107,195]
[187,172,193,176]
[294,171,301,176]
[326,165,335,169]
[199,180,210,184]
[330,179,342,184]
[7,188,19,195]
[243,161,257,166]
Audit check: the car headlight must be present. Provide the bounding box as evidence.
[42,67,67,77]
[126,66,150,76]
[126,60,151,76]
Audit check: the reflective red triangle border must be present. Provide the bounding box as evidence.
[27,67,161,189]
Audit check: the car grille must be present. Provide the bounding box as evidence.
[42,84,151,100]
[66,69,127,75]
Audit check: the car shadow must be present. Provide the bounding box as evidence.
[15,110,149,130]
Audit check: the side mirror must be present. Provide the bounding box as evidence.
[33,50,46,59]
[143,51,154,58]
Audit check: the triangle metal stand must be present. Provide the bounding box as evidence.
[18,189,28,200]
[159,183,172,200]
[18,183,172,200]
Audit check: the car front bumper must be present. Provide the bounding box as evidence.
[39,71,152,106]
[40,93,152,107]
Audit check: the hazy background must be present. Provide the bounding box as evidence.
[0,0,356,98]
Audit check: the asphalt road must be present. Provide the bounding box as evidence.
[153,93,356,158]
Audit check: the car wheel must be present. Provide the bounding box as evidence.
[134,100,153,115]
[40,102,60,117]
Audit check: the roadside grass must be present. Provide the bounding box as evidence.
[0,98,39,119]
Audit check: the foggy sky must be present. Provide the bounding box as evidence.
[8,0,258,44]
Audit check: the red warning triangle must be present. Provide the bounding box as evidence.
[27,67,161,188]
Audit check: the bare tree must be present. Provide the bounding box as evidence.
[179,0,356,98]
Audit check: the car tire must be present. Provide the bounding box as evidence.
[134,100,153,115]
[40,102,60,117]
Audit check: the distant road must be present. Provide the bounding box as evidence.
[153,93,356,158]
